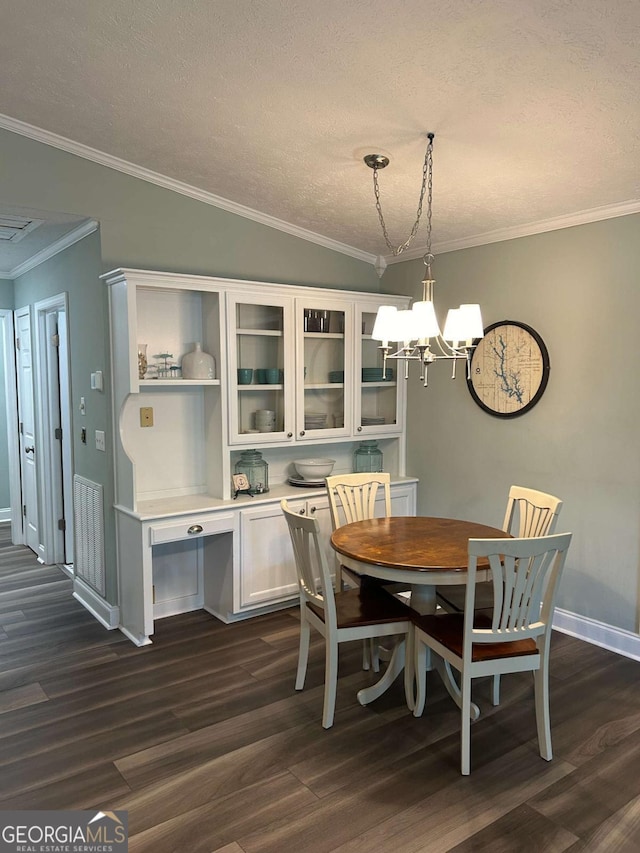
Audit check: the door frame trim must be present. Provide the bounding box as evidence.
[34,292,74,566]
[0,309,21,541]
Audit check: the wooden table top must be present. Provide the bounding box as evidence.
[330,516,510,575]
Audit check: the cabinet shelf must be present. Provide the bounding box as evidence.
[236,328,283,337]
[139,379,221,387]
[238,384,284,391]
[307,382,344,390]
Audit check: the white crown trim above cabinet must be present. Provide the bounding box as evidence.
[103,268,416,645]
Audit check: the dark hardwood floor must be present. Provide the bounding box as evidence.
[1,524,639,852]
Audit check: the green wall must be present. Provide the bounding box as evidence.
[0,128,380,290]
[0,280,13,309]
[382,214,640,634]
[0,126,382,609]
[13,232,115,596]
[5,123,636,639]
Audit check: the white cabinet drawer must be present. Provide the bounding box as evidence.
[149,512,236,546]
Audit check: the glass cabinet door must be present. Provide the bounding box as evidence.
[355,306,404,436]
[295,298,352,440]
[227,293,294,444]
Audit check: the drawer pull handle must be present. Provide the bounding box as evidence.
[187,524,204,535]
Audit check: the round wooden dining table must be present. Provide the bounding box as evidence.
[330,515,510,715]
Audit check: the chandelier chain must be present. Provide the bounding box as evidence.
[371,134,434,257]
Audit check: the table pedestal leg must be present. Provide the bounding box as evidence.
[411,584,480,721]
[353,584,480,720]
[357,640,405,706]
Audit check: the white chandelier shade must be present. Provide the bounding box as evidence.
[371,300,483,348]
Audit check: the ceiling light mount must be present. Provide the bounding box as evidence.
[363,154,390,170]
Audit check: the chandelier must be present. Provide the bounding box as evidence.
[366,133,484,386]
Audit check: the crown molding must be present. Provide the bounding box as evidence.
[0,113,377,267]
[3,113,638,274]
[384,198,640,265]
[0,219,99,279]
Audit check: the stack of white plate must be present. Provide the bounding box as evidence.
[361,416,385,426]
[304,412,327,430]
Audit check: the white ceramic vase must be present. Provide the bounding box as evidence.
[181,342,216,379]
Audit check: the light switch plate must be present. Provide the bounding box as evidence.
[140,407,154,427]
[95,429,106,452]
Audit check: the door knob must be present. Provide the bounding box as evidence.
[25,446,35,454]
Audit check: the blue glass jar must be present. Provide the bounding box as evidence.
[235,449,269,494]
[353,440,383,473]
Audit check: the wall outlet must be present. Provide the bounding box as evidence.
[79,396,86,415]
[81,428,86,444]
[140,406,154,427]
[95,430,106,452]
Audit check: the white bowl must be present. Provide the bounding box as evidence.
[294,458,336,481]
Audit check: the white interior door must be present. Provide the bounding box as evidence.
[34,294,75,566]
[15,307,40,556]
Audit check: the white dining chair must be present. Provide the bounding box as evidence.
[414,531,572,775]
[326,472,392,591]
[326,472,409,671]
[281,498,412,728]
[436,485,563,703]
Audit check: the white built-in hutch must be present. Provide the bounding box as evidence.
[104,268,417,645]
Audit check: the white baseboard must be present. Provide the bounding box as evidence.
[553,607,640,662]
[0,508,10,523]
[73,576,120,631]
[118,624,153,647]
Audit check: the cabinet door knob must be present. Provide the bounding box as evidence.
[357,426,363,432]
[299,508,306,515]
[309,506,317,514]
[187,524,204,535]
[300,430,305,436]
[287,432,293,438]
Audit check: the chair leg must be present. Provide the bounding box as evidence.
[413,633,427,717]
[322,639,339,728]
[295,615,311,691]
[371,639,380,672]
[362,640,371,670]
[461,673,472,775]
[534,665,552,760]
[492,674,501,706]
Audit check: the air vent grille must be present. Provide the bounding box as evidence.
[73,475,105,596]
[0,214,44,243]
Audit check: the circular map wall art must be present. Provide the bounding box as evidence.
[467,320,550,418]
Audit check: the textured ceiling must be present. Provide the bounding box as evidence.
[1,0,639,266]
